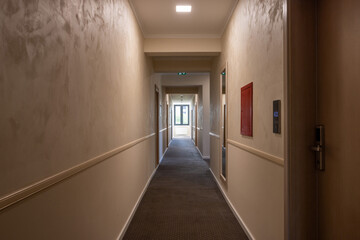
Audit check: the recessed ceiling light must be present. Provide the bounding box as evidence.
[176,5,192,13]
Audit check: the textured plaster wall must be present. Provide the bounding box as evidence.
[214,0,284,156]
[0,0,157,238]
[0,0,152,194]
[210,0,284,239]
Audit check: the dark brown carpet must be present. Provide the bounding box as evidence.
[123,138,249,240]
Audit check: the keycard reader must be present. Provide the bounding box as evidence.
[273,100,281,134]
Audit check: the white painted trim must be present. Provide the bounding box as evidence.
[128,0,145,37]
[195,146,203,158]
[195,146,210,160]
[159,128,167,133]
[0,133,156,212]
[192,134,209,159]
[227,139,284,166]
[209,132,220,139]
[160,147,169,163]
[220,0,239,38]
[117,164,159,240]
[209,168,255,240]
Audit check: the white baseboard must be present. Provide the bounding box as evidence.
[160,147,169,163]
[209,168,255,240]
[195,146,209,161]
[117,164,159,240]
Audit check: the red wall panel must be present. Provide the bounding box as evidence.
[241,82,253,136]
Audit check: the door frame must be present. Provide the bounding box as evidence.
[219,63,228,183]
[155,85,160,166]
[195,102,198,146]
[166,103,169,147]
[284,0,318,239]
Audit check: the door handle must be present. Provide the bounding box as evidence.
[311,145,322,152]
[313,125,325,171]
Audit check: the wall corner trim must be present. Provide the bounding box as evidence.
[117,164,159,239]
[227,139,284,166]
[209,168,255,240]
[0,133,156,212]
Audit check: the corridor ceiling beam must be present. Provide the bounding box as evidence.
[144,38,221,57]
[153,57,213,73]
[165,87,199,94]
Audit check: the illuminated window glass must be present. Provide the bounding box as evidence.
[174,105,189,125]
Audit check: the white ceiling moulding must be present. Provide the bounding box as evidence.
[128,0,145,36]
[220,0,239,38]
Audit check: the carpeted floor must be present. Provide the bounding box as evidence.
[123,138,249,240]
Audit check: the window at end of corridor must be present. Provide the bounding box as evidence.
[174,105,189,125]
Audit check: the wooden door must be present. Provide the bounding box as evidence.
[166,104,169,147]
[287,0,360,239]
[195,103,198,146]
[286,0,317,238]
[155,87,159,166]
[317,0,360,238]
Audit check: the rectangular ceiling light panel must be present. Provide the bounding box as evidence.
[176,5,192,12]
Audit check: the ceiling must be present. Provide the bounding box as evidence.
[170,94,195,103]
[129,0,238,38]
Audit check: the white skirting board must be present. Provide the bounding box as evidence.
[195,146,210,160]
[160,147,169,163]
[117,164,159,239]
[209,168,255,240]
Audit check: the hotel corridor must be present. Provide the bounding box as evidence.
[1,0,359,239]
[124,138,248,240]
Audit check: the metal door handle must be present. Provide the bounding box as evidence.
[311,145,323,152]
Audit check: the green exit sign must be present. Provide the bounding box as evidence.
[178,72,187,76]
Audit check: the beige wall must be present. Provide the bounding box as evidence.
[210,0,284,239]
[0,0,161,239]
